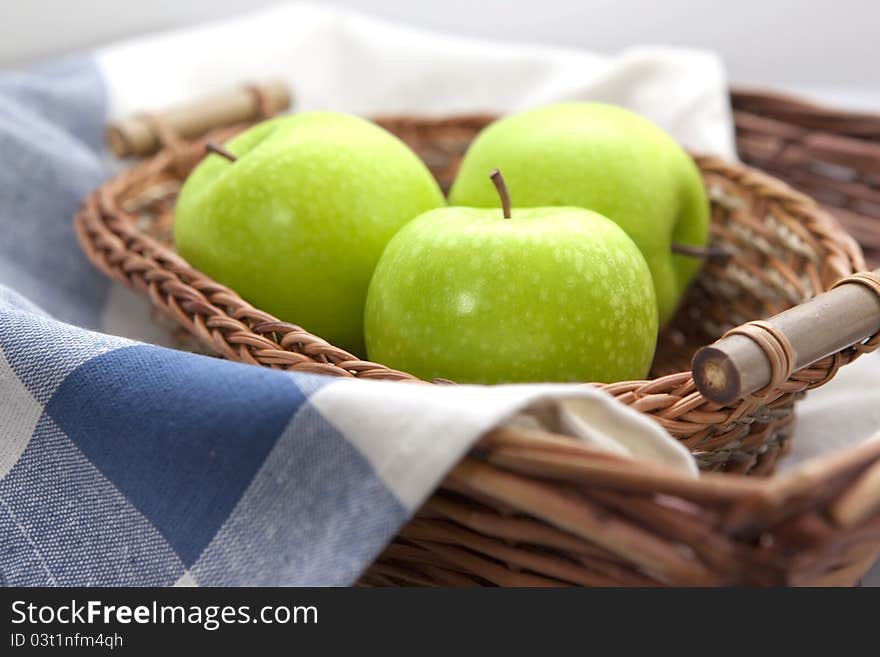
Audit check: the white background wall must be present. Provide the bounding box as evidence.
[2,1,878,104]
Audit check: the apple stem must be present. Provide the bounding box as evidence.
[671,243,730,259]
[205,141,238,163]
[490,169,512,219]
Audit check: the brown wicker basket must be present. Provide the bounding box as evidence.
[74,89,880,586]
[732,89,880,267]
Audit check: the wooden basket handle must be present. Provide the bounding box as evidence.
[105,81,292,158]
[692,270,880,404]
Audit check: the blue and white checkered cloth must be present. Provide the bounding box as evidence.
[0,49,704,585]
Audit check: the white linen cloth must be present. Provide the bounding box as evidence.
[96,2,736,159]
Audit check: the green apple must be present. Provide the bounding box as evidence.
[365,171,658,384]
[174,112,445,355]
[448,103,709,325]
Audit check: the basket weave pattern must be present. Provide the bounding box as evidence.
[364,429,880,586]
[73,113,880,586]
[733,90,880,267]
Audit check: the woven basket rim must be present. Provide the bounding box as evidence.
[732,87,880,133]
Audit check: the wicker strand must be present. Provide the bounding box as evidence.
[832,271,880,358]
[140,113,194,176]
[245,84,276,120]
[832,270,880,297]
[140,114,186,158]
[719,320,796,399]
